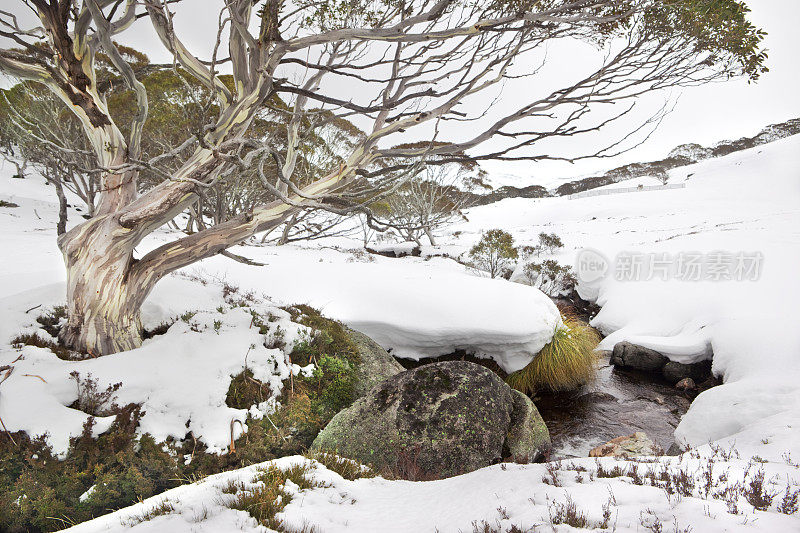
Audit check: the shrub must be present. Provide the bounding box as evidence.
[468,229,518,279]
[304,450,376,481]
[538,232,563,253]
[522,259,576,296]
[507,315,600,394]
[69,371,122,416]
[228,462,321,530]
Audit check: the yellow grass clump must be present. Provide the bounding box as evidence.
[507,315,600,394]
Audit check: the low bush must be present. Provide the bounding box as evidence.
[507,315,600,394]
[522,259,576,297]
[303,450,376,481]
[228,462,321,531]
[467,229,518,279]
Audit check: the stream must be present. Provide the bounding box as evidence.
[533,352,693,459]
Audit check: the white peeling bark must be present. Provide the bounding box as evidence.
[57,216,147,355]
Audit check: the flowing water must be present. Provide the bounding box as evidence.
[533,353,693,459]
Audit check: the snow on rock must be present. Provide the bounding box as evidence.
[0,277,304,456]
[175,247,562,374]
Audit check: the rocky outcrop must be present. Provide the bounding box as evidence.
[312,361,550,479]
[346,328,405,396]
[589,431,659,458]
[553,118,800,197]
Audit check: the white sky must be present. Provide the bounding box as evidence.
[3,0,798,185]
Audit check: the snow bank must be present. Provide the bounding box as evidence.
[174,248,561,374]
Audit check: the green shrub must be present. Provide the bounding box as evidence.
[468,229,518,279]
[0,406,182,533]
[507,316,600,394]
[523,259,576,297]
[0,305,362,532]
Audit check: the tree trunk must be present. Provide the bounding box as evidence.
[425,227,437,246]
[57,215,149,355]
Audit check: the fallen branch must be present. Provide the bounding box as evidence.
[220,249,265,266]
[229,418,244,454]
[0,415,16,446]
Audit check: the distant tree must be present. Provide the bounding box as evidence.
[383,165,471,246]
[0,0,768,355]
[469,229,519,279]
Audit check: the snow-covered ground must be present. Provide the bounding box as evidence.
[1,134,799,531]
[65,445,800,533]
[0,164,560,457]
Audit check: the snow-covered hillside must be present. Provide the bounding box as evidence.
[1,134,798,532]
[444,135,800,450]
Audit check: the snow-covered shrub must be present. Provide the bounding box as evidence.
[228,462,321,530]
[304,450,376,481]
[523,259,577,297]
[507,316,600,394]
[468,229,519,279]
[69,371,122,417]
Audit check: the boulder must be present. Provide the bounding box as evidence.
[346,328,405,396]
[506,390,550,463]
[589,431,659,458]
[312,361,550,479]
[611,342,668,372]
[662,360,711,384]
[675,377,696,391]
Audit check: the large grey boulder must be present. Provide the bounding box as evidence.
[312,361,550,479]
[346,328,404,396]
[611,342,668,372]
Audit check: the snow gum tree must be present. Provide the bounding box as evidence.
[0,0,766,355]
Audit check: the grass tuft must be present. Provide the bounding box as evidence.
[304,450,376,481]
[506,315,599,394]
[229,463,322,531]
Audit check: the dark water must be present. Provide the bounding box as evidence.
[533,354,693,459]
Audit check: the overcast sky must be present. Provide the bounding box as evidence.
[3,0,798,185]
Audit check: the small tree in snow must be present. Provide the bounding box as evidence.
[523,259,576,297]
[469,230,518,279]
[538,233,564,254]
